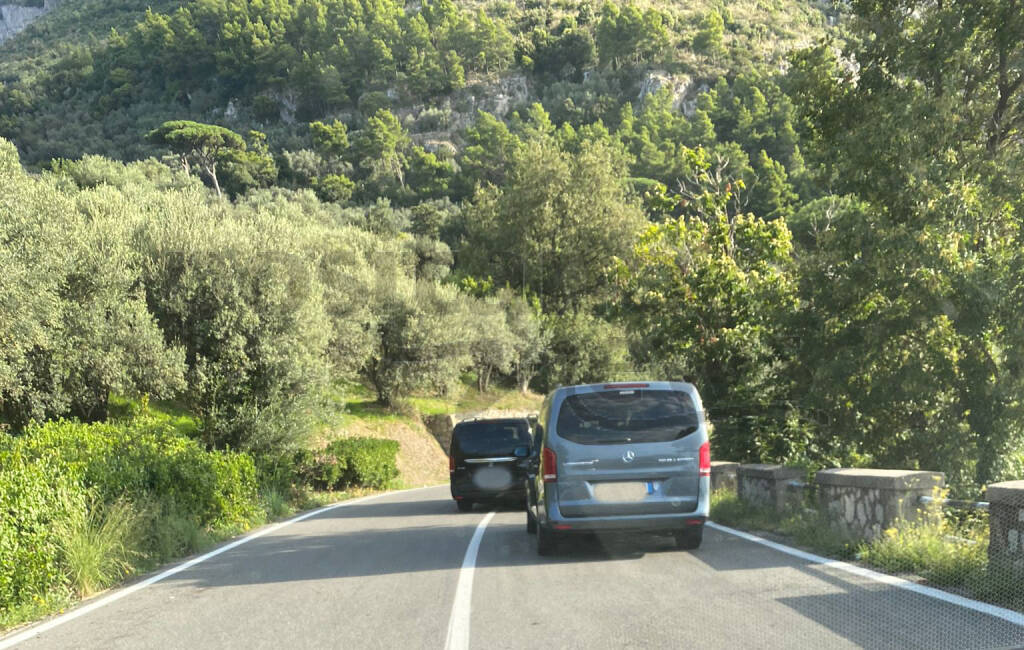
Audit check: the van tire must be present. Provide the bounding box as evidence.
[537,524,558,556]
[526,508,537,534]
[456,500,474,512]
[674,526,703,550]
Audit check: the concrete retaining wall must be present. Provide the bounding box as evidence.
[987,480,1024,569]
[815,469,945,540]
[710,461,738,493]
[738,464,804,510]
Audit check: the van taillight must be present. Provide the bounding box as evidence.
[542,447,557,483]
[449,454,454,473]
[699,441,710,477]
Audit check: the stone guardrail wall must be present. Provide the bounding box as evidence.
[815,469,945,540]
[988,480,1024,570]
[737,464,805,511]
[710,461,738,493]
[728,463,947,540]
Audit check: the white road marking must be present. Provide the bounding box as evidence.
[0,486,441,650]
[707,520,1024,628]
[445,511,497,650]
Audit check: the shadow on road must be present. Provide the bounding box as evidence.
[692,528,1024,650]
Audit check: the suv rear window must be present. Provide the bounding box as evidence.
[452,420,531,456]
[555,389,699,445]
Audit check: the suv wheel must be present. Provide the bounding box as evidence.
[674,525,703,550]
[526,508,537,534]
[536,524,559,556]
[456,499,474,512]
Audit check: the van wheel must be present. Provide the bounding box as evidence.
[456,500,474,512]
[526,508,537,534]
[537,524,559,556]
[674,526,703,550]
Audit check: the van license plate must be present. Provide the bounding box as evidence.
[593,481,658,502]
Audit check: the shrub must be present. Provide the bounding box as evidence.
[293,447,346,490]
[15,418,263,531]
[0,448,84,617]
[327,438,400,489]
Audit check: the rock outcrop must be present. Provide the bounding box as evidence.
[0,0,62,45]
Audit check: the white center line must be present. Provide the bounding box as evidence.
[445,511,497,650]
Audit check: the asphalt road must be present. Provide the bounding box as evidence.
[5,486,1024,650]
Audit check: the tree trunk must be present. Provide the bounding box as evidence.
[206,162,223,198]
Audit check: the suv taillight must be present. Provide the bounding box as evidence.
[449,454,454,473]
[542,447,557,483]
[699,441,710,477]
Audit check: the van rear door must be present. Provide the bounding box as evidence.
[551,386,704,518]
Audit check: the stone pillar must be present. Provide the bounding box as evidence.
[987,480,1024,570]
[422,414,457,455]
[815,469,945,540]
[738,464,805,510]
[711,461,739,493]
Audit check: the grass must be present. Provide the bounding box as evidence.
[55,498,143,598]
[710,489,857,559]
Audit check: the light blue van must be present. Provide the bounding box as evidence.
[519,381,711,555]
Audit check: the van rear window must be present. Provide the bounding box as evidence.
[555,390,699,445]
[452,420,531,456]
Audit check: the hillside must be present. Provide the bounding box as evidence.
[0,0,838,166]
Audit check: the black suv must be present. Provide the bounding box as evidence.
[449,417,533,512]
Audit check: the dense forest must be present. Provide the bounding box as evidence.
[3,0,1024,499]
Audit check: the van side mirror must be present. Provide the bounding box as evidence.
[513,446,530,458]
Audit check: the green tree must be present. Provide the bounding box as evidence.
[146,120,246,197]
[615,178,797,462]
[693,9,725,57]
[462,112,644,310]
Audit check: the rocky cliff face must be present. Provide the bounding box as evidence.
[0,0,61,45]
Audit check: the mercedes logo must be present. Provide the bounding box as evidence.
[622,450,636,463]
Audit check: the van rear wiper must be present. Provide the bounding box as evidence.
[677,424,699,437]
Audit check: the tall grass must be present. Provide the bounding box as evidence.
[857,508,988,587]
[261,488,293,520]
[55,498,142,597]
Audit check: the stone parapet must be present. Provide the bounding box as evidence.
[987,480,1024,570]
[711,461,739,493]
[815,468,945,540]
[738,464,805,510]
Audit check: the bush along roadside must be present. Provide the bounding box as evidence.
[294,438,401,491]
[0,419,401,631]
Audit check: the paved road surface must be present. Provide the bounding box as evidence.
[5,486,1024,649]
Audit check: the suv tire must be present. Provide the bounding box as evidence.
[674,526,703,550]
[526,508,537,534]
[537,524,559,556]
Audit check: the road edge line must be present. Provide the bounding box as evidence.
[445,511,497,650]
[0,485,443,650]
[706,520,1024,628]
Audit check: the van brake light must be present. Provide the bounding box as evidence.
[699,441,710,477]
[542,447,557,482]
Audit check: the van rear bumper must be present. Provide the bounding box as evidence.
[543,511,707,533]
